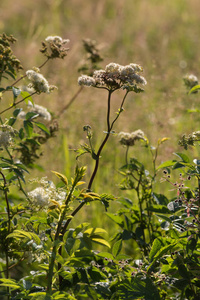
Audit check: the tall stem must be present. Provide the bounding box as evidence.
[50,89,129,293]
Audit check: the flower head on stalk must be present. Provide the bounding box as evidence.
[78,62,147,92]
[118,130,146,147]
[40,36,70,59]
[26,68,57,94]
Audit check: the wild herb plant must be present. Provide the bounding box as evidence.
[0,34,149,299]
[1,32,200,300]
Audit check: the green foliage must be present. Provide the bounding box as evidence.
[0,33,200,300]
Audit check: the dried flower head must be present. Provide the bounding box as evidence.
[78,75,96,86]
[78,62,147,92]
[118,129,146,146]
[0,33,23,81]
[40,36,70,59]
[26,69,56,94]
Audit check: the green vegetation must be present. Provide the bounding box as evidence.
[0,1,200,299]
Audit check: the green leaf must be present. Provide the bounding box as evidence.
[52,171,68,186]
[13,108,22,117]
[106,213,124,227]
[7,229,41,244]
[97,252,114,260]
[148,242,177,271]
[173,152,190,163]
[34,122,50,135]
[149,238,164,262]
[189,84,200,94]
[112,239,122,257]
[24,120,33,137]
[90,237,110,248]
[146,205,170,214]
[8,117,16,126]
[152,193,169,205]
[84,227,107,235]
[0,278,20,290]
[26,112,39,120]
[156,160,177,170]
[19,128,24,139]
[20,91,34,104]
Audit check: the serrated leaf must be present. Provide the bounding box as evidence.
[52,171,68,186]
[0,278,20,289]
[7,229,40,244]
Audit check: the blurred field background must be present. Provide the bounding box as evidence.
[1,0,200,235]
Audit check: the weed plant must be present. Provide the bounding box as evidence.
[0,32,200,300]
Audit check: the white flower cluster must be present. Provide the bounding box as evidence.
[183,74,198,89]
[26,69,56,94]
[0,125,17,148]
[78,74,96,87]
[78,62,147,89]
[45,36,70,45]
[18,102,51,121]
[28,179,66,209]
[119,129,146,146]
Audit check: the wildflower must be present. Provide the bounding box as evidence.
[0,125,17,148]
[40,36,70,59]
[28,102,51,121]
[18,102,51,121]
[118,129,146,146]
[105,63,121,77]
[78,62,147,91]
[78,75,96,86]
[45,36,70,45]
[28,179,66,209]
[26,70,51,94]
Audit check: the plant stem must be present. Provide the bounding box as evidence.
[52,89,129,292]
[46,181,76,294]
[0,92,37,115]
[9,58,49,89]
